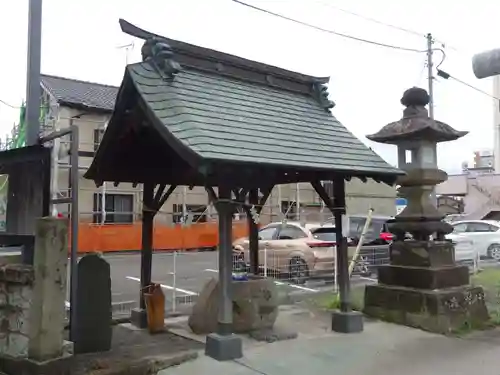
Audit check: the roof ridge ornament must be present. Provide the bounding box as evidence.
[312,82,335,112]
[142,38,181,80]
[119,18,181,80]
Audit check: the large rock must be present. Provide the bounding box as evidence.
[188,276,279,334]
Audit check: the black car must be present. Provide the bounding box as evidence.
[347,215,394,246]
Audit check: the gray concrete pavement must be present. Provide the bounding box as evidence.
[158,306,500,375]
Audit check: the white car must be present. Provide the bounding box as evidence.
[446,220,500,260]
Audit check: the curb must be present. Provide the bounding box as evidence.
[86,350,198,375]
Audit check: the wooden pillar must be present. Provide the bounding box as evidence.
[332,179,351,312]
[248,189,259,275]
[131,182,155,328]
[215,186,233,335]
[140,182,154,309]
[311,178,363,333]
[205,185,243,361]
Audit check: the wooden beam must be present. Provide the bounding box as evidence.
[156,185,177,211]
[153,184,167,204]
[311,180,334,216]
[205,186,218,203]
[257,186,274,214]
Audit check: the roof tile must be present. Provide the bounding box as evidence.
[128,63,399,175]
[40,74,118,111]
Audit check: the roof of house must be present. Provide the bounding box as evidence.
[40,74,118,112]
[85,25,403,186]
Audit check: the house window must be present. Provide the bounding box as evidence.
[93,128,105,151]
[93,193,133,224]
[172,204,207,224]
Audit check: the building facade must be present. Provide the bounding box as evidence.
[39,74,397,225]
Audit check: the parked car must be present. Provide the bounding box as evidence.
[346,215,394,246]
[446,220,500,260]
[232,221,336,284]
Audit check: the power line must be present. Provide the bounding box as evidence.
[309,0,424,38]
[437,69,500,101]
[232,0,427,53]
[307,0,465,53]
[0,99,20,109]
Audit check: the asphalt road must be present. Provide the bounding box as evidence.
[98,252,500,315]
[68,251,371,316]
[2,247,495,317]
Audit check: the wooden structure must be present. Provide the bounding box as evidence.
[84,19,402,361]
[0,145,51,264]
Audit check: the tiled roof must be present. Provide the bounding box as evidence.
[86,30,403,185]
[128,63,400,175]
[40,74,118,112]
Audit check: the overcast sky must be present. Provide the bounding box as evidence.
[1,0,499,173]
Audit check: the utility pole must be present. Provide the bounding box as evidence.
[25,0,43,146]
[426,33,434,119]
[426,33,438,207]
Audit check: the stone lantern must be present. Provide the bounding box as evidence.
[363,87,489,333]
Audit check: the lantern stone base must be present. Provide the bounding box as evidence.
[377,264,470,290]
[364,284,490,334]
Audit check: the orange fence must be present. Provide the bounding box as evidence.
[76,221,250,253]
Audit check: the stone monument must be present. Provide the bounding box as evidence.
[363,87,490,333]
[74,253,112,354]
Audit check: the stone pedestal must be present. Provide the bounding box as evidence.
[0,218,72,375]
[28,218,69,362]
[364,240,490,333]
[188,276,279,335]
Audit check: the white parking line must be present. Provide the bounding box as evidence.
[125,276,198,296]
[204,269,319,293]
[359,276,378,282]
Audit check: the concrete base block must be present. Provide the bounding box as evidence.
[364,284,490,334]
[331,310,364,333]
[0,353,73,375]
[205,333,243,361]
[131,308,148,329]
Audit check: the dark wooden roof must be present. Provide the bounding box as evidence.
[40,74,118,112]
[85,27,403,187]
